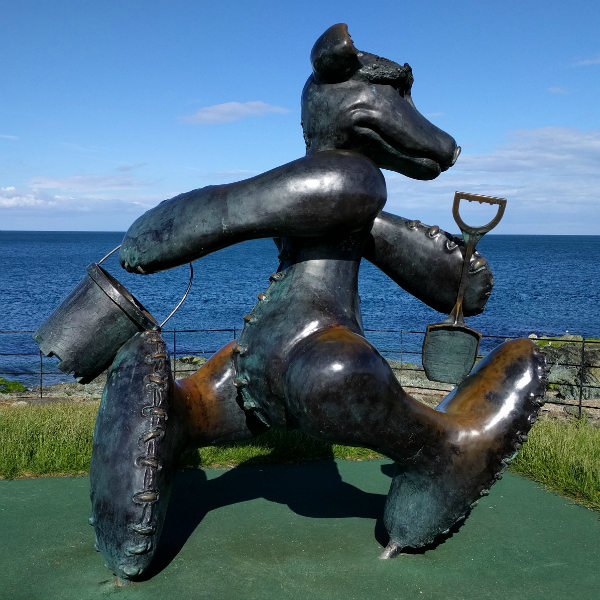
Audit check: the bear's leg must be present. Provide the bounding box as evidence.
[91,336,263,582]
[283,329,545,557]
[173,340,269,446]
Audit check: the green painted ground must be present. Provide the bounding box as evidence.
[0,460,598,600]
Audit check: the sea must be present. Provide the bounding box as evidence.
[1,231,600,387]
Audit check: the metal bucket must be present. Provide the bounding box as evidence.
[33,248,193,384]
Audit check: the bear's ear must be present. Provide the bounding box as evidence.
[310,24,360,84]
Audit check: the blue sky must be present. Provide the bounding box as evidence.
[1,0,599,234]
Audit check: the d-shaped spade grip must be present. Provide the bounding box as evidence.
[422,192,507,384]
[448,192,506,325]
[452,192,506,240]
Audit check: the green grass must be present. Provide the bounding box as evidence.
[0,403,382,479]
[0,376,27,393]
[0,403,98,478]
[179,430,383,469]
[510,416,600,510]
[1,404,599,513]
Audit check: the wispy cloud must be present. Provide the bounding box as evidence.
[206,169,259,181]
[574,53,600,66]
[384,127,600,233]
[2,163,165,217]
[29,173,152,192]
[180,101,290,124]
[0,183,164,213]
[116,162,147,172]
[548,86,569,94]
[0,134,18,140]
[0,186,56,208]
[58,141,114,152]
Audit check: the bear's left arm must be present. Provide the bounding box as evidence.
[363,211,493,316]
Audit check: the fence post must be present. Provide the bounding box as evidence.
[578,338,585,420]
[233,326,237,341]
[39,350,43,399]
[399,330,404,386]
[173,329,177,380]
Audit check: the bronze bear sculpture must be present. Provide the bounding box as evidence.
[89,24,546,580]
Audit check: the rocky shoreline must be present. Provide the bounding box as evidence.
[3,344,598,423]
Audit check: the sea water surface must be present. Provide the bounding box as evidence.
[1,231,599,386]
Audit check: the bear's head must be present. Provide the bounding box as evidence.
[301,24,460,181]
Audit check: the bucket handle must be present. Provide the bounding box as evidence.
[98,245,194,329]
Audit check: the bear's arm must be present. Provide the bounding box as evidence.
[363,211,493,316]
[119,151,386,274]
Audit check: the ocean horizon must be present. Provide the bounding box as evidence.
[2,231,600,386]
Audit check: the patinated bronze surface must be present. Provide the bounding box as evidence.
[36,24,546,581]
[422,192,507,383]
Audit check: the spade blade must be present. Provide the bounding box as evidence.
[422,323,481,384]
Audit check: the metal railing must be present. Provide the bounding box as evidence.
[1,329,599,419]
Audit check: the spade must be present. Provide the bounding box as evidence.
[422,192,507,384]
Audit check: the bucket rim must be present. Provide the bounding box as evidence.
[86,263,159,331]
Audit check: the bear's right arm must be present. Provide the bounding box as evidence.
[119,151,386,274]
[363,212,494,317]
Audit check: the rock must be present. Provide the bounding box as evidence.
[537,334,600,401]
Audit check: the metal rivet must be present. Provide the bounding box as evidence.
[136,456,161,469]
[131,524,155,536]
[139,430,164,444]
[480,489,490,496]
[120,564,141,577]
[445,239,458,251]
[133,491,159,504]
[243,314,254,323]
[407,219,420,229]
[232,344,247,355]
[234,378,248,388]
[88,516,95,526]
[269,272,283,282]
[142,406,167,418]
[257,293,267,301]
[125,541,151,556]
[470,256,487,272]
[428,225,440,238]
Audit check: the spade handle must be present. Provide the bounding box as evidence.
[445,192,507,326]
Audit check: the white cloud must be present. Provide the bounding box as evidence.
[180,101,290,124]
[29,173,151,192]
[206,169,259,180]
[0,134,18,140]
[2,170,159,215]
[0,186,57,208]
[574,54,600,66]
[548,86,569,94]
[384,127,600,233]
[116,162,147,172]
[58,141,114,152]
